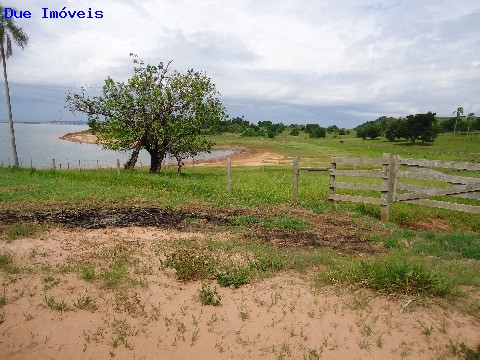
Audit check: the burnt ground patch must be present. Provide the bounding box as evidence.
[0,206,386,254]
[0,207,233,229]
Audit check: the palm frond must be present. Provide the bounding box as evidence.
[6,21,28,49]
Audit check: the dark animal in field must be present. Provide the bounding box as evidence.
[340,140,344,144]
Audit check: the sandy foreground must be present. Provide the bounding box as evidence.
[1,225,479,359]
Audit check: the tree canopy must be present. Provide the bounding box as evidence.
[355,112,439,143]
[66,55,226,173]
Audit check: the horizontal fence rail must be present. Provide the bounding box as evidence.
[328,153,480,221]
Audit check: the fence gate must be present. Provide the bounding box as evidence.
[328,153,480,222]
[395,157,480,214]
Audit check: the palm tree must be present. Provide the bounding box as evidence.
[466,112,475,136]
[0,5,28,166]
[452,106,463,136]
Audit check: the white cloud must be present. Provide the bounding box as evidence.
[4,0,480,126]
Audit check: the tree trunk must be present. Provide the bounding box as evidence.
[176,156,183,175]
[1,43,19,166]
[124,145,140,170]
[149,149,165,173]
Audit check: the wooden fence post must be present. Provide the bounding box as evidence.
[387,155,399,205]
[52,158,56,170]
[226,158,232,195]
[292,156,300,203]
[117,159,120,177]
[380,153,390,222]
[192,157,195,180]
[329,156,337,204]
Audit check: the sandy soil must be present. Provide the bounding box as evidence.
[1,224,479,359]
[60,131,290,167]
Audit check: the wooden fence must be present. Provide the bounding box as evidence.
[292,156,329,202]
[328,153,480,221]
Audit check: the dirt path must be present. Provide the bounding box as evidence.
[1,207,479,359]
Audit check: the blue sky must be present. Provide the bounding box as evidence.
[2,0,479,128]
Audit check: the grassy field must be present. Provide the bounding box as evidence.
[1,131,479,357]
[1,132,479,301]
[210,130,480,164]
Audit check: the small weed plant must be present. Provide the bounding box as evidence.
[80,265,96,281]
[75,294,98,312]
[199,283,221,306]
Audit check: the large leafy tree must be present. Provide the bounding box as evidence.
[356,121,381,140]
[404,112,438,143]
[0,5,28,166]
[67,55,226,173]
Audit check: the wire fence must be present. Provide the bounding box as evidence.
[2,155,200,171]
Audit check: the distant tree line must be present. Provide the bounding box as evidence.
[355,111,479,143]
[439,112,478,134]
[355,113,439,143]
[212,117,348,139]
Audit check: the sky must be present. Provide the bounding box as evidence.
[1,0,479,128]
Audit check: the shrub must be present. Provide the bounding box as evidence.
[163,247,216,281]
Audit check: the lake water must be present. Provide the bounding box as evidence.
[0,123,234,169]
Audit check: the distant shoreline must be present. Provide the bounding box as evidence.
[59,130,287,166]
[60,130,97,144]
[0,121,88,125]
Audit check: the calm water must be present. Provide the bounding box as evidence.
[0,123,233,169]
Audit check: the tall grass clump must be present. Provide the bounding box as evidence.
[162,246,217,281]
[321,255,453,297]
[0,252,20,274]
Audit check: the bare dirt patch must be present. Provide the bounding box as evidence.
[400,218,453,232]
[0,206,384,255]
[1,226,479,359]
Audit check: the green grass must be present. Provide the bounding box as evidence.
[319,253,453,297]
[385,231,480,260]
[0,252,20,274]
[232,216,310,231]
[0,224,39,243]
[0,131,478,306]
[209,131,480,163]
[1,163,477,230]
